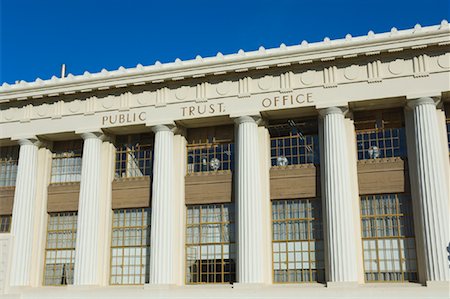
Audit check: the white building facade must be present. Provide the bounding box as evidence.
[0,22,449,299]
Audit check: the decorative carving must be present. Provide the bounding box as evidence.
[101,97,114,109]
[195,82,208,102]
[437,53,450,69]
[388,59,405,75]
[175,86,189,100]
[20,104,32,123]
[238,77,250,97]
[280,72,292,92]
[413,55,429,77]
[258,75,272,91]
[216,81,231,96]
[119,92,131,111]
[4,108,16,121]
[367,60,382,82]
[156,87,168,107]
[344,65,360,80]
[69,100,81,113]
[36,104,49,117]
[84,97,95,115]
[52,101,63,119]
[323,66,337,88]
[301,70,317,86]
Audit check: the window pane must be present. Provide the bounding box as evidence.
[186,204,236,284]
[360,194,417,282]
[110,208,151,285]
[272,199,324,283]
[44,212,77,285]
[0,146,19,187]
[115,134,153,178]
[51,141,83,183]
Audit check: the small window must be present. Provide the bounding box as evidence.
[0,146,19,187]
[115,134,153,179]
[0,215,12,233]
[268,118,319,167]
[51,141,83,183]
[355,109,407,160]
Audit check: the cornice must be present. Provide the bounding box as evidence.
[1,21,449,102]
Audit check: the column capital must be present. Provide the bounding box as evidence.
[151,124,176,134]
[233,115,262,125]
[14,137,51,149]
[407,97,437,109]
[318,106,348,117]
[76,131,107,141]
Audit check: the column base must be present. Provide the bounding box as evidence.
[232,283,267,289]
[144,283,178,290]
[426,281,450,288]
[326,281,359,288]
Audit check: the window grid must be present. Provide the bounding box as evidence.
[187,139,234,173]
[115,144,153,178]
[446,116,450,153]
[110,208,151,285]
[51,141,83,183]
[356,128,406,160]
[186,204,236,284]
[0,146,19,187]
[270,134,319,166]
[44,212,77,286]
[272,199,325,283]
[0,215,11,233]
[360,194,417,282]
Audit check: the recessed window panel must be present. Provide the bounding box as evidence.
[272,199,325,283]
[110,208,151,285]
[0,146,19,187]
[44,212,77,285]
[51,141,83,183]
[360,193,417,282]
[186,204,236,284]
[0,215,11,233]
[115,134,153,178]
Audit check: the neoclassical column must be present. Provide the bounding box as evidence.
[149,125,175,284]
[407,97,450,283]
[73,132,103,285]
[234,116,264,284]
[319,107,358,284]
[9,138,39,287]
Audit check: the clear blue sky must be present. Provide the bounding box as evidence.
[0,0,448,84]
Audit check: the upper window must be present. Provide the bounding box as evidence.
[360,193,417,282]
[115,134,153,179]
[186,204,236,284]
[268,118,319,167]
[44,212,77,285]
[355,109,406,160]
[0,146,19,187]
[110,208,151,285]
[51,141,83,183]
[272,199,325,283]
[187,126,234,173]
[0,215,11,233]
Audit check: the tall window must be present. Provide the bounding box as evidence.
[445,105,450,153]
[355,109,407,160]
[186,204,236,284]
[0,146,19,187]
[44,212,77,285]
[0,215,11,233]
[360,194,417,282]
[51,141,83,183]
[268,119,319,167]
[110,208,151,285]
[115,134,153,178]
[272,199,325,283]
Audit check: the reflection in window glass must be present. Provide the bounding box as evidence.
[51,141,83,183]
[186,204,236,284]
[115,134,153,178]
[110,208,151,285]
[272,199,325,283]
[0,146,19,187]
[0,215,11,233]
[360,194,417,282]
[44,212,77,285]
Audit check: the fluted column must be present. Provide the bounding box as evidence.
[149,125,175,284]
[234,116,264,284]
[319,107,358,284]
[74,132,102,285]
[9,139,39,286]
[408,97,450,283]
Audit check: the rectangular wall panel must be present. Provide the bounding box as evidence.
[112,176,151,209]
[270,165,319,199]
[185,171,233,204]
